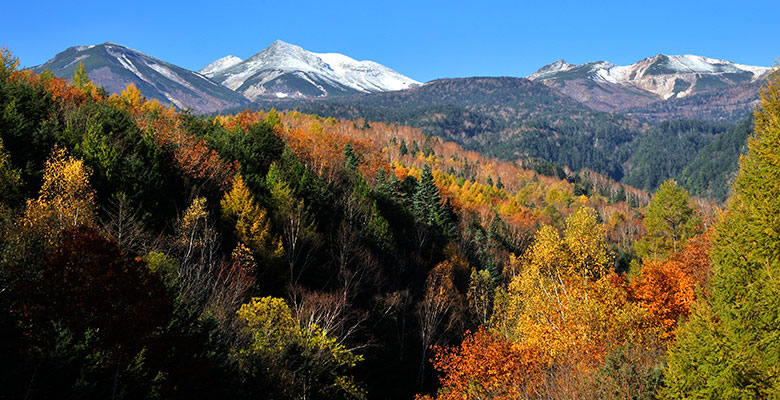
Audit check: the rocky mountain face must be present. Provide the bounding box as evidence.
[203,40,420,101]
[529,54,770,121]
[33,43,248,113]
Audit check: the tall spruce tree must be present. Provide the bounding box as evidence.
[413,164,443,228]
[662,69,780,399]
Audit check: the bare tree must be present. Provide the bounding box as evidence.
[289,286,369,353]
[206,244,256,339]
[100,193,146,253]
[175,197,221,310]
[416,261,464,386]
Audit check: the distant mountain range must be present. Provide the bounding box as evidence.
[33,41,420,112]
[528,54,770,121]
[33,41,770,120]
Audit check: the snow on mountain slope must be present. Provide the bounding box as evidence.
[208,40,420,100]
[529,54,771,100]
[199,55,243,77]
[34,43,247,113]
[527,59,576,80]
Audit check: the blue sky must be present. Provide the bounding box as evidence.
[3,0,779,82]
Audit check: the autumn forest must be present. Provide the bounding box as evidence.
[1,47,779,400]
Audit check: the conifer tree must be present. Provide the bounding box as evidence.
[344,142,360,171]
[662,69,780,399]
[635,179,701,260]
[413,164,443,228]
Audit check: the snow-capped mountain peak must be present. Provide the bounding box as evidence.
[199,55,243,77]
[527,59,575,80]
[208,40,421,101]
[529,54,770,100]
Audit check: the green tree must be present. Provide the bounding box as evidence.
[635,179,702,260]
[413,164,444,228]
[266,162,317,283]
[662,69,780,399]
[72,62,91,89]
[344,142,360,170]
[467,268,495,327]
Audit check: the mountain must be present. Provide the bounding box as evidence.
[529,54,770,121]
[33,43,248,113]
[204,40,420,101]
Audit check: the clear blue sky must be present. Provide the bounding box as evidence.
[3,0,779,82]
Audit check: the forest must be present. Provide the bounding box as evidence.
[250,76,757,202]
[0,47,778,399]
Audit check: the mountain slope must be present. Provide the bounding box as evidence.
[33,43,248,113]
[530,55,770,120]
[205,40,420,101]
[251,77,648,180]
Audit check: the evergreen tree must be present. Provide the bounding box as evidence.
[376,168,386,185]
[635,180,701,260]
[344,142,360,170]
[410,141,420,155]
[413,164,443,228]
[662,69,780,399]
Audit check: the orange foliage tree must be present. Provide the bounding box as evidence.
[630,232,711,339]
[419,328,543,400]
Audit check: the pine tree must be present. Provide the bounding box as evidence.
[662,68,780,399]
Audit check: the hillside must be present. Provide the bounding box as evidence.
[252,77,648,181]
[3,47,777,400]
[0,52,652,399]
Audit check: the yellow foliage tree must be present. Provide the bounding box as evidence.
[21,147,96,243]
[563,207,611,283]
[492,207,643,367]
[220,174,282,261]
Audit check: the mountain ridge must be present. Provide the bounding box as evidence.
[204,40,421,101]
[32,42,248,113]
